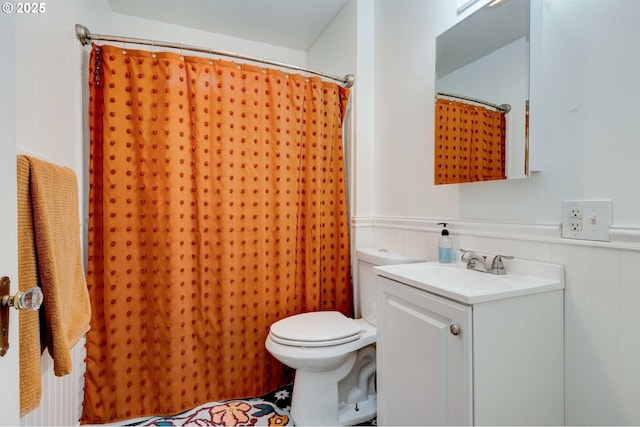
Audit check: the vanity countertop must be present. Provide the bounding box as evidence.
[375,259,564,304]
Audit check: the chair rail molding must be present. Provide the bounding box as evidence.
[352,216,640,251]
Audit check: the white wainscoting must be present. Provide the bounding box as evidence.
[354,216,640,426]
[21,338,86,426]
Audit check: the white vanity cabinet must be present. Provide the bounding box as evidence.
[376,266,564,426]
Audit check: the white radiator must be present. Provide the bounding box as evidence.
[21,337,86,426]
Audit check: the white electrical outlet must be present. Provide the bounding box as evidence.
[569,207,582,219]
[569,219,582,231]
[561,200,612,241]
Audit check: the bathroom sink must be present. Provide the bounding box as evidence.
[374,260,564,304]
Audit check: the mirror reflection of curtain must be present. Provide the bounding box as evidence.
[81,44,352,424]
[434,98,506,184]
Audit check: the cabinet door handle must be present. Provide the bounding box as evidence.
[450,324,460,336]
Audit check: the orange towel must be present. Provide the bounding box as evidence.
[18,155,91,377]
[17,156,42,417]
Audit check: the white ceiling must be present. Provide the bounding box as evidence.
[107,0,349,51]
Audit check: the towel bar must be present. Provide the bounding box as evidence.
[0,277,43,356]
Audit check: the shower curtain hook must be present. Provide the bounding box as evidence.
[121,37,127,55]
[209,48,213,65]
[235,52,241,69]
[179,43,184,61]
[151,40,156,58]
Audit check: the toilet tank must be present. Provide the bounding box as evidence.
[356,248,424,326]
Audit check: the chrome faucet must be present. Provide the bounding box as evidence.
[461,250,489,273]
[460,250,513,275]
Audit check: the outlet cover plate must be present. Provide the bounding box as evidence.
[562,200,612,241]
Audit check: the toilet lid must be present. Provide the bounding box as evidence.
[269,311,364,347]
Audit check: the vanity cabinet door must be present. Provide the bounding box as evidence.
[377,276,473,426]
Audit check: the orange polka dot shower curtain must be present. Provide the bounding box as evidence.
[434,98,506,184]
[81,44,352,424]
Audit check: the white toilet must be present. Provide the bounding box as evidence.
[265,248,424,426]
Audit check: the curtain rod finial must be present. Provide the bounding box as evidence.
[500,104,512,113]
[343,74,355,89]
[75,24,91,46]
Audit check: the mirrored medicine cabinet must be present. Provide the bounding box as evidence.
[435,0,531,184]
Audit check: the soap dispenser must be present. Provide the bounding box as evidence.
[438,222,453,263]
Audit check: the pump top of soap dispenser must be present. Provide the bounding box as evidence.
[438,222,449,236]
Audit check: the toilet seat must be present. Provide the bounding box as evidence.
[269,311,364,347]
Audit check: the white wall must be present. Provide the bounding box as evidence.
[14,0,111,170]
[373,0,463,220]
[369,0,640,424]
[110,13,307,67]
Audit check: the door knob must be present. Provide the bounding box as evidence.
[1,285,43,311]
[450,324,461,336]
[0,276,43,356]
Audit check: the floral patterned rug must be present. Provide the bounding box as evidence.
[128,384,293,426]
[125,383,376,426]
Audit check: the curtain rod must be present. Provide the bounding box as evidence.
[75,24,355,88]
[436,91,511,113]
